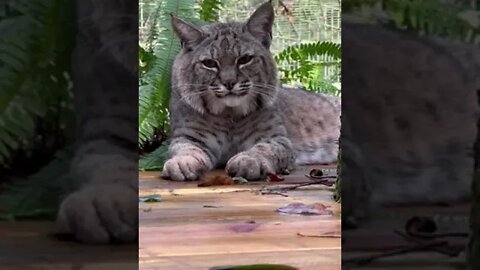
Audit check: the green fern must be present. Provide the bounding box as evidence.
[0,0,74,166]
[345,0,480,43]
[275,41,341,95]
[199,0,223,22]
[138,0,199,148]
[0,0,74,219]
[275,41,341,63]
[139,142,169,171]
[0,146,73,221]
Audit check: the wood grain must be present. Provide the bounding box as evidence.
[139,165,341,270]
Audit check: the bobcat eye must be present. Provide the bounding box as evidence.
[201,59,217,69]
[237,55,253,65]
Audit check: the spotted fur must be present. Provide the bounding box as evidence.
[162,2,341,181]
[342,19,480,225]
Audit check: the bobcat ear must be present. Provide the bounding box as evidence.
[246,1,274,48]
[171,15,203,47]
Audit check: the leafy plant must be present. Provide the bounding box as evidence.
[0,0,74,219]
[199,0,224,22]
[275,41,341,95]
[139,142,169,171]
[344,0,480,43]
[0,146,73,220]
[0,0,74,167]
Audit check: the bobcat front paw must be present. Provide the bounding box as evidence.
[55,183,137,244]
[161,155,210,181]
[226,153,274,180]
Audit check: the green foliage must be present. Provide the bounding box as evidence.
[344,0,480,43]
[0,146,73,221]
[199,0,224,22]
[0,0,74,166]
[275,41,341,95]
[0,0,74,219]
[138,0,200,148]
[139,142,169,171]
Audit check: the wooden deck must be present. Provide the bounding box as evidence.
[0,221,137,269]
[139,165,341,270]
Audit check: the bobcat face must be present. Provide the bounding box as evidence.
[171,2,278,116]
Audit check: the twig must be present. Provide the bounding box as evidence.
[344,241,449,266]
[203,205,222,208]
[260,191,289,197]
[281,177,336,190]
[297,232,340,238]
[278,0,293,16]
[394,229,460,257]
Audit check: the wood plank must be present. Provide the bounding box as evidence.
[140,250,340,270]
[139,165,341,270]
[0,221,137,269]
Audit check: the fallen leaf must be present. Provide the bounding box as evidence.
[139,195,161,203]
[198,175,234,187]
[266,173,284,182]
[232,176,249,184]
[230,222,260,233]
[210,264,298,270]
[276,202,333,216]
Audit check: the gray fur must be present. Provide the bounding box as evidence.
[55,0,138,244]
[162,2,341,181]
[342,19,480,224]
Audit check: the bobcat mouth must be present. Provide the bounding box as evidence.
[215,91,248,98]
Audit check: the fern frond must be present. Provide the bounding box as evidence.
[139,142,169,171]
[275,41,341,94]
[0,0,73,166]
[275,41,341,63]
[199,0,223,22]
[138,0,198,147]
[0,146,73,220]
[345,0,480,43]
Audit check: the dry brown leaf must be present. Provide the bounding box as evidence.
[198,175,234,187]
[266,172,285,182]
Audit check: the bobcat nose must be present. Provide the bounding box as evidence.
[223,80,236,90]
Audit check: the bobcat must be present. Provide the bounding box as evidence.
[341,17,480,225]
[162,2,341,181]
[54,0,138,244]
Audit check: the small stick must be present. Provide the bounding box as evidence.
[260,191,289,197]
[281,177,336,191]
[394,229,460,257]
[344,241,448,266]
[297,232,340,238]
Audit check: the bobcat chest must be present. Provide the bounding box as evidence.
[212,118,259,165]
